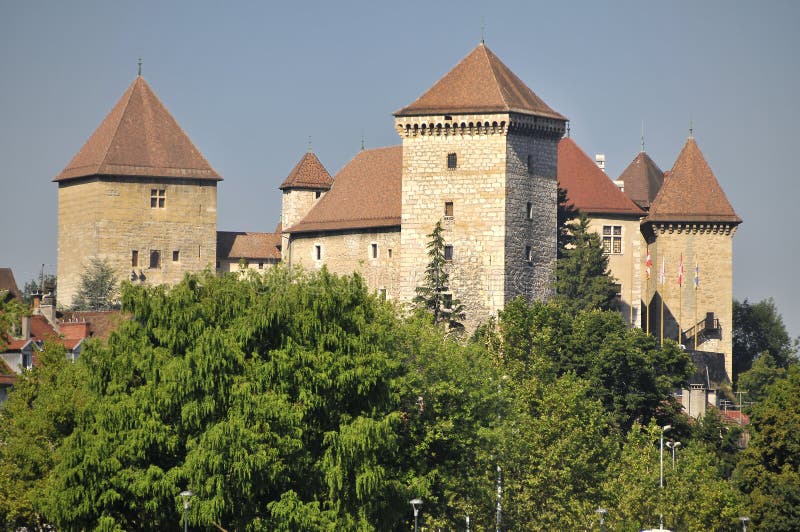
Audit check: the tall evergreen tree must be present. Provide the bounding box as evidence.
[71,257,119,310]
[556,185,578,259]
[414,220,465,330]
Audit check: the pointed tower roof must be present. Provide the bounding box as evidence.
[54,77,221,182]
[278,151,333,190]
[557,138,644,216]
[647,138,741,224]
[395,43,565,120]
[617,151,664,209]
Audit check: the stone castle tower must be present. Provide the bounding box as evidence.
[642,137,741,380]
[394,43,567,324]
[55,75,221,308]
[279,150,333,255]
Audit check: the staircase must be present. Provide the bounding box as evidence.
[682,312,721,346]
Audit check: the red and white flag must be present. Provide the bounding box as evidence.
[645,248,652,280]
[678,253,685,287]
[659,256,665,285]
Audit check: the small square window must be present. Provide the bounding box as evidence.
[315,190,321,199]
[259,261,264,269]
[447,152,457,169]
[150,189,165,208]
[371,243,378,259]
[388,248,393,259]
[150,250,161,269]
[172,250,180,262]
[602,225,623,255]
[444,201,454,218]
[444,245,454,261]
[131,250,138,268]
[315,245,322,261]
[526,202,533,220]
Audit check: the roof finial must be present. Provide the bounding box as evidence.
[481,16,485,44]
[566,121,571,138]
[361,130,366,151]
[641,120,645,152]
[307,135,312,152]
[689,118,694,139]
[137,57,142,77]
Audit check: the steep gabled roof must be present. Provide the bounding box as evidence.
[648,138,741,224]
[279,151,333,190]
[395,43,565,120]
[287,146,402,233]
[618,151,664,209]
[55,76,221,182]
[557,138,644,216]
[217,232,282,260]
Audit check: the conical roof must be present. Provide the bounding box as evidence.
[617,151,664,209]
[279,151,333,190]
[395,43,565,120]
[557,138,644,216]
[54,76,221,182]
[647,138,740,224]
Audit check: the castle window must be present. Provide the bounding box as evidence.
[315,244,322,261]
[172,250,180,262]
[150,250,161,269]
[527,202,533,220]
[315,191,321,199]
[525,245,533,262]
[371,243,378,259]
[444,201,454,218]
[527,154,534,174]
[388,248,393,259]
[447,152,457,169]
[131,250,138,268]
[602,225,623,254]
[150,189,165,208]
[444,245,454,261]
[258,261,264,269]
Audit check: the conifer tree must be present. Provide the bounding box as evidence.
[71,257,119,310]
[414,220,465,330]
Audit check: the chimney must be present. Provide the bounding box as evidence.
[21,316,31,340]
[60,320,90,340]
[32,291,42,315]
[595,154,606,172]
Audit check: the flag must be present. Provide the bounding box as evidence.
[694,259,699,289]
[659,256,665,285]
[678,254,684,287]
[645,248,652,280]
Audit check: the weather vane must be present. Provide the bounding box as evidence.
[137,57,142,76]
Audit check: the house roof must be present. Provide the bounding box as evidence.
[30,315,58,341]
[279,151,333,190]
[287,146,402,234]
[395,43,565,120]
[217,231,282,260]
[0,359,15,385]
[0,268,21,301]
[58,310,123,340]
[557,138,644,216]
[647,138,741,224]
[54,76,221,182]
[617,151,664,209]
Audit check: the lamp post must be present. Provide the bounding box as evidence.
[409,498,422,532]
[659,425,672,488]
[666,441,681,469]
[179,490,193,532]
[596,507,607,532]
[739,516,750,532]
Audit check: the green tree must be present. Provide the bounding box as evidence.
[734,365,800,531]
[21,274,57,306]
[553,214,619,314]
[0,290,26,347]
[556,185,579,259]
[414,220,465,330]
[71,257,119,310]
[733,298,798,377]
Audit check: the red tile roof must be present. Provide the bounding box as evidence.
[0,268,21,301]
[617,151,664,209]
[30,315,58,341]
[287,146,402,233]
[55,76,221,182]
[59,311,123,340]
[647,138,741,224]
[217,232,282,260]
[719,409,750,426]
[395,43,565,120]
[557,138,644,216]
[4,339,32,351]
[0,359,15,385]
[279,151,333,190]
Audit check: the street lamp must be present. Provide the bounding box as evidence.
[659,425,672,488]
[739,516,750,532]
[179,490,193,532]
[596,507,607,532]
[409,498,422,532]
[666,441,681,469]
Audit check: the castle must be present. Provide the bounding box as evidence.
[54,43,740,383]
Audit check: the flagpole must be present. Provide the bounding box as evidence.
[694,257,699,351]
[645,246,651,335]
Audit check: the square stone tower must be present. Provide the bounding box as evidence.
[54,76,221,308]
[394,43,566,327]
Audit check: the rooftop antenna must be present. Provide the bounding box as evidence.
[481,16,485,44]
[137,57,142,77]
[361,130,365,151]
[641,120,645,152]
[566,121,571,138]
[307,135,312,152]
[689,117,694,139]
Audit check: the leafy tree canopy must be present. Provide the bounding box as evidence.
[733,298,798,379]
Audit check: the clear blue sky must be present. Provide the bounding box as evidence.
[2,0,798,339]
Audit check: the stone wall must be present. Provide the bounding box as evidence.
[281,188,325,252]
[57,177,217,307]
[645,222,736,381]
[287,228,401,300]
